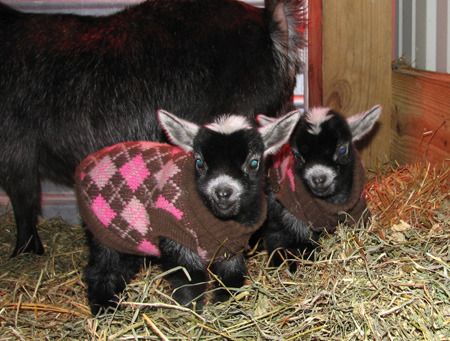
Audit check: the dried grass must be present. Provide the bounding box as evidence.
[1,161,449,340]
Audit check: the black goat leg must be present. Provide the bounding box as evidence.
[159,238,207,312]
[210,255,247,304]
[84,232,143,315]
[5,171,44,257]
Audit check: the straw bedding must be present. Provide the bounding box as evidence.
[0,161,448,340]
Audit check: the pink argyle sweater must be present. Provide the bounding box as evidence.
[75,141,266,262]
[269,145,370,233]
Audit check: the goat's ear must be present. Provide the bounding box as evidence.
[258,110,300,157]
[256,114,276,127]
[347,105,382,142]
[157,110,200,152]
[258,109,305,127]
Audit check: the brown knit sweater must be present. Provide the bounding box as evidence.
[75,141,266,262]
[269,145,370,232]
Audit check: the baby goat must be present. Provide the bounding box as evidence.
[75,110,299,314]
[258,105,381,269]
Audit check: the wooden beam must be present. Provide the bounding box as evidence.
[391,67,450,165]
[321,0,392,169]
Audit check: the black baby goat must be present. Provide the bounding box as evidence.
[75,110,300,314]
[258,105,382,270]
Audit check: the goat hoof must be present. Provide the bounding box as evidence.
[11,240,45,258]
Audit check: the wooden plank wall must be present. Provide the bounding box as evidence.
[319,0,392,169]
[391,67,450,165]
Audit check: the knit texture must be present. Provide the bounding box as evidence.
[75,141,266,262]
[269,145,370,232]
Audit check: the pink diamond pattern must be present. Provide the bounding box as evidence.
[137,239,161,257]
[90,156,117,189]
[91,194,116,227]
[153,159,180,190]
[79,142,195,258]
[119,154,150,192]
[121,197,150,235]
[155,195,183,220]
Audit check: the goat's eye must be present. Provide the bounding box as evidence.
[338,147,347,155]
[294,152,305,164]
[195,158,204,169]
[249,159,259,169]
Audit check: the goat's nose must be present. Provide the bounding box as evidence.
[312,174,327,186]
[215,186,233,201]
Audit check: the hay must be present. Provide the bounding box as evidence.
[1,161,449,340]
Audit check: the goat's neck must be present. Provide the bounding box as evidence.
[237,196,266,227]
[325,172,354,205]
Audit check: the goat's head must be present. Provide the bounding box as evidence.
[158,109,300,223]
[260,105,381,203]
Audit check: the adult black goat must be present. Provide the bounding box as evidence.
[0,0,305,256]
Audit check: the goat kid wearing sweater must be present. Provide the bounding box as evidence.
[77,109,300,314]
[258,105,381,271]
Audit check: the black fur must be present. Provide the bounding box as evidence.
[263,191,320,271]
[159,238,247,311]
[85,235,248,314]
[84,231,144,313]
[0,0,305,256]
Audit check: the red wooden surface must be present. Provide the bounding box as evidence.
[307,0,323,108]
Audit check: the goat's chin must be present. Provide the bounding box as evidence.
[210,201,240,220]
[309,184,336,199]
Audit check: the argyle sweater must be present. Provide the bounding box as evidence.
[269,145,370,233]
[75,141,266,262]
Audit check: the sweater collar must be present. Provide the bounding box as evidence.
[269,145,369,232]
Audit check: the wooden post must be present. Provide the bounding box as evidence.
[320,0,392,169]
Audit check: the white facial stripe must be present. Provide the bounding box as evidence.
[206,174,243,198]
[306,107,333,135]
[206,115,252,135]
[304,164,336,187]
